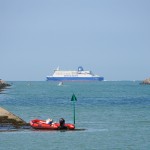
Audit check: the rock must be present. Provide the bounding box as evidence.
[0,79,11,90]
[141,78,150,85]
[0,107,28,128]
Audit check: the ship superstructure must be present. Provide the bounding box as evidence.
[46,66,104,81]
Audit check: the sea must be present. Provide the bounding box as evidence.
[0,81,150,150]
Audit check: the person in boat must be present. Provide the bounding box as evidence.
[46,118,53,124]
[58,118,68,130]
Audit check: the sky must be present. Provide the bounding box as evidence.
[0,0,150,81]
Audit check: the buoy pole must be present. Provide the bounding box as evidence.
[73,101,75,124]
[71,94,77,125]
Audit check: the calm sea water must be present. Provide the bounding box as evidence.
[0,81,150,150]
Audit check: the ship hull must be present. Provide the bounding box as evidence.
[46,76,104,81]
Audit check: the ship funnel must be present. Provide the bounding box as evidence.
[78,66,84,71]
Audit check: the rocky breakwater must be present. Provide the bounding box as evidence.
[0,107,29,129]
[141,78,150,85]
[0,79,11,90]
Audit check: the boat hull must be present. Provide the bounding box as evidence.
[46,76,104,81]
[30,119,75,130]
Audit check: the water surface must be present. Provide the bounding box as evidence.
[0,81,150,149]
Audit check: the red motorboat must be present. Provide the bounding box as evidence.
[30,119,75,130]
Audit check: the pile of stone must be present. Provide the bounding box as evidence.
[141,78,150,85]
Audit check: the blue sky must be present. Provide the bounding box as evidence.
[0,0,150,81]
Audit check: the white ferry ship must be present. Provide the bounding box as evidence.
[46,66,104,81]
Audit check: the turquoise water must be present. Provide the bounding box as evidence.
[0,81,150,150]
